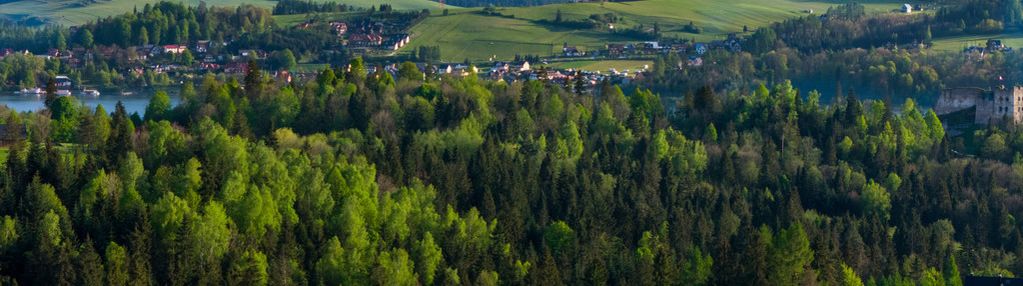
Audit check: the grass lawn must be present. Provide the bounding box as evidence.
[0,148,7,165]
[0,0,445,26]
[544,59,653,73]
[403,0,904,61]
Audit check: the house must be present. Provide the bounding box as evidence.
[607,44,626,57]
[330,22,348,35]
[687,56,703,67]
[694,43,708,55]
[563,43,582,57]
[518,61,531,72]
[163,45,188,54]
[348,33,383,46]
[198,62,221,71]
[987,39,1005,51]
[383,34,411,50]
[55,76,72,88]
[239,49,266,59]
[0,48,12,60]
[275,70,293,83]
[902,3,913,13]
[224,61,249,74]
[195,40,211,54]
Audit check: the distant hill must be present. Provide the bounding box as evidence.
[433,0,573,7]
[0,0,444,26]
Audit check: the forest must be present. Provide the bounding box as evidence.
[0,56,1019,285]
[2,0,1023,285]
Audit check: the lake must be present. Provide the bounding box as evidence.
[0,90,181,115]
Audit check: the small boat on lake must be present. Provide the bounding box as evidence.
[120,91,134,96]
[81,89,100,96]
[56,90,71,96]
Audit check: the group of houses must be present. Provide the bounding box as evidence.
[299,19,413,52]
[963,39,1014,55]
[559,35,742,65]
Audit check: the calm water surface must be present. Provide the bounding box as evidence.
[0,90,181,114]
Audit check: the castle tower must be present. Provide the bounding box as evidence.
[991,86,1023,123]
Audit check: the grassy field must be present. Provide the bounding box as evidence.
[545,59,653,72]
[0,0,446,26]
[403,0,905,61]
[930,33,1023,52]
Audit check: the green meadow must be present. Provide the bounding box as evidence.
[930,33,1023,52]
[402,0,904,61]
[545,59,653,73]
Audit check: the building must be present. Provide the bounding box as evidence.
[195,40,211,54]
[902,3,913,13]
[694,43,708,55]
[330,22,348,36]
[563,43,582,57]
[935,86,1023,124]
[986,39,1007,52]
[55,76,72,88]
[162,45,188,54]
[348,33,383,46]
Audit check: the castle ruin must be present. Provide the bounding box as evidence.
[934,86,1023,124]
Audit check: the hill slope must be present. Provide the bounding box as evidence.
[404,0,904,61]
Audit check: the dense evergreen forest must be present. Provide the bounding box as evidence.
[0,57,1021,285]
[3,0,1023,285]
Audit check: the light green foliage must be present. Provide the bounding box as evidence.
[682,247,713,286]
[663,128,708,176]
[398,61,424,81]
[925,110,944,141]
[920,268,945,286]
[49,95,79,142]
[862,180,891,220]
[373,249,418,286]
[105,242,129,286]
[444,268,461,286]
[229,250,269,286]
[76,170,117,221]
[415,232,443,285]
[191,202,232,263]
[841,263,863,286]
[145,91,171,121]
[767,224,813,286]
[151,192,192,243]
[180,158,203,196]
[944,254,962,286]
[29,180,69,227]
[476,270,499,286]
[144,120,189,165]
[316,237,351,285]
[0,216,17,251]
[839,136,854,155]
[544,221,574,255]
[38,210,63,249]
[270,87,301,129]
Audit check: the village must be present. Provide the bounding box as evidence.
[0,8,757,95]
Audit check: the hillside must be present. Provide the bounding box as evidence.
[0,0,445,26]
[403,0,904,61]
